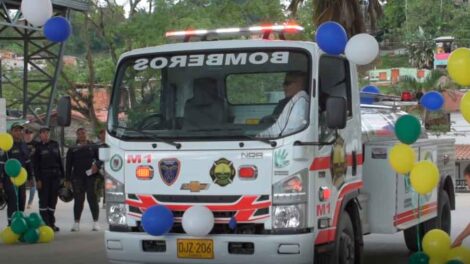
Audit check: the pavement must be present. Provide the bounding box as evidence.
[1,193,470,264]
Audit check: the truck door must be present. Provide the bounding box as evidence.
[314,55,362,245]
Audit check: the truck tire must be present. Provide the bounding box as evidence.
[403,191,451,252]
[334,212,356,264]
[315,212,356,264]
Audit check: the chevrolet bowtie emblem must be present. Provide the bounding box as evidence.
[180,181,209,192]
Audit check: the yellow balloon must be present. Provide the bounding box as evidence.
[0,227,19,244]
[389,143,416,174]
[0,132,13,152]
[447,246,470,263]
[410,160,439,195]
[428,258,445,264]
[38,225,54,243]
[10,167,27,186]
[423,229,451,259]
[460,91,470,124]
[448,48,470,86]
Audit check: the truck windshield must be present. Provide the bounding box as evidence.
[108,49,310,140]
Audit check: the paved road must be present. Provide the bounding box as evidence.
[1,193,470,264]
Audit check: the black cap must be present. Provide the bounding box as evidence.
[10,122,24,130]
[39,126,51,133]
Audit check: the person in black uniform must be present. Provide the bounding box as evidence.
[65,127,101,232]
[34,127,64,232]
[0,122,34,225]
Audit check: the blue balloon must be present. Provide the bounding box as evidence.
[315,22,348,55]
[360,85,380,104]
[420,91,444,111]
[43,16,71,43]
[141,205,174,236]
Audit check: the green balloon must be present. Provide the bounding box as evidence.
[447,260,464,264]
[5,158,21,177]
[395,115,421,145]
[11,218,28,235]
[23,228,39,243]
[12,211,25,219]
[26,213,43,229]
[408,252,429,264]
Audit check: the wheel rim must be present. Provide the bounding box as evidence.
[339,232,355,264]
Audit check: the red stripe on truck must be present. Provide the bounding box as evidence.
[315,181,363,245]
[310,154,363,171]
[393,202,438,226]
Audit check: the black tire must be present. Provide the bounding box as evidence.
[332,212,356,264]
[403,191,452,252]
[315,212,356,264]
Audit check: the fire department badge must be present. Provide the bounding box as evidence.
[210,158,236,187]
[330,136,347,188]
[158,158,180,186]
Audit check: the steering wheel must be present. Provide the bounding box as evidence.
[137,114,164,130]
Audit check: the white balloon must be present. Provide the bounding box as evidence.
[345,33,379,65]
[182,206,214,237]
[21,0,53,27]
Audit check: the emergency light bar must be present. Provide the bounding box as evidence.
[165,24,304,42]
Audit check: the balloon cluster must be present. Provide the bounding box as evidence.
[20,0,71,42]
[389,115,439,195]
[315,21,379,65]
[0,133,28,187]
[409,229,470,264]
[446,48,470,124]
[141,205,215,237]
[0,211,54,244]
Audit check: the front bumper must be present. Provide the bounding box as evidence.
[105,231,315,264]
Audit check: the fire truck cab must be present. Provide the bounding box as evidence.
[99,25,455,264]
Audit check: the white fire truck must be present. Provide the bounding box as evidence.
[98,25,456,264]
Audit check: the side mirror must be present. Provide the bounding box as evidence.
[57,96,71,127]
[326,96,347,130]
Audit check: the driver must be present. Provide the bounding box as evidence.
[258,71,309,138]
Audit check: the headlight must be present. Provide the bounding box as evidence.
[108,204,127,226]
[272,204,305,229]
[106,173,125,203]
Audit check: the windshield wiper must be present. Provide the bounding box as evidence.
[187,128,276,147]
[236,135,277,147]
[112,126,182,149]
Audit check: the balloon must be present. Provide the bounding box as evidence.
[448,48,470,86]
[0,227,19,244]
[11,217,28,235]
[182,205,214,237]
[429,258,446,264]
[410,160,440,195]
[395,115,421,144]
[5,159,21,177]
[20,0,53,27]
[23,228,39,243]
[315,21,348,55]
[421,91,445,111]
[141,205,174,236]
[447,247,470,263]
[446,260,464,264]
[12,211,25,220]
[44,17,72,43]
[345,33,379,65]
[11,168,27,186]
[27,213,44,229]
[38,226,54,243]
[423,229,451,259]
[360,85,380,104]
[0,133,13,151]
[389,143,416,174]
[460,92,470,124]
[409,252,430,264]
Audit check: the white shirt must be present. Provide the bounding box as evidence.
[258,90,309,138]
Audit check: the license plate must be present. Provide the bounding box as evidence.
[177,239,214,259]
